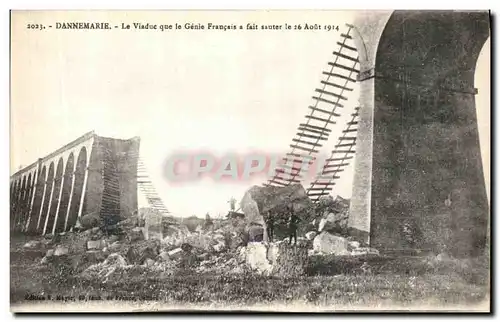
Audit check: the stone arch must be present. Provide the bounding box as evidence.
[349,10,490,257]
[67,147,87,229]
[10,181,14,204]
[14,176,27,231]
[29,166,46,233]
[46,158,64,234]
[14,179,22,225]
[10,180,16,228]
[39,162,55,233]
[54,153,74,233]
[20,173,34,231]
[11,179,22,230]
[27,173,37,230]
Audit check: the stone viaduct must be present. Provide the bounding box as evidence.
[10,131,140,235]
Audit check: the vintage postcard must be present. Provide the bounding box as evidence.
[10,10,491,312]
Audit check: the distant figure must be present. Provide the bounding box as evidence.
[287,209,301,246]
[228,197,237,212]
[204,213,214,230]
[265,211,275,242]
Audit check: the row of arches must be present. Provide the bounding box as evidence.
[10,146,90,235]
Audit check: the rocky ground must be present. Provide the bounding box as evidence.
[10,213,490,311]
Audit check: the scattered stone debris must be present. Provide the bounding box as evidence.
[312,232,350,255]
[77,212,101,231]
[80,253,130,281]
[53,245,69,256]
[305,231,317,241]
[31,190,381,280]
[144,210,163,240]
[23,240,41,249]
[315,195,349,235]
[128,227,144,242]
[244,242,273,274]
[46,249,55,257]
[87,240,105,251]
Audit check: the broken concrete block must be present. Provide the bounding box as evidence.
[348,240,361,249]
[312,232,350,255]
[108,241,121,252]
[248,224,264,242]
[107,235,120,244]
[305,231,317,240]
[266,242,281,265]
[82,250,107,265]
[164,225,181,237]
[87,240,105,250]
[351,247,379,256]
[167,248,183,260]
[23,240,41,249]
[180,243,193,252]
[128,227,144,242]
[270,242,309,277]
[158,251,170,262]
[125,240,160,264]
[225,257,237,267]
[238,246,247,262]
[144,210,163,240]
[79,213,101,230]
[197,253,210,261]
[228,229,248,250]
[318,195,335,206]
[54,245,69,256]
[103,253,127,267]
[229,266,243,275]
[318,218,327,232]
[46,249,55,257]
[178,252,198,269]
[213,233,225,242]
[318,213,343,234]
[86,240,99,250]
[244,242,273,274]
[213,242,225,253]
[144,258,155,267]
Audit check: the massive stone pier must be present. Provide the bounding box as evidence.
[348,11,490,257]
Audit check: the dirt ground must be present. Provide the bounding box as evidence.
[10,233,490,312]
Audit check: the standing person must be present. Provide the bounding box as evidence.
[287,207,301,246]
[204,213,214,230]
[265,211,275,242]
[228,197,236,212]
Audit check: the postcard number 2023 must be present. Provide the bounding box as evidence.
[26,24,46,30]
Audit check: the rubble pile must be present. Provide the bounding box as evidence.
[309,231,379,256]
[80,253,129,281]
[28,187,380,281]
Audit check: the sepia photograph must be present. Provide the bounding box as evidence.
[9,9,491,312]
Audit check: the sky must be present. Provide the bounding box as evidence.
[10,11,490,218]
